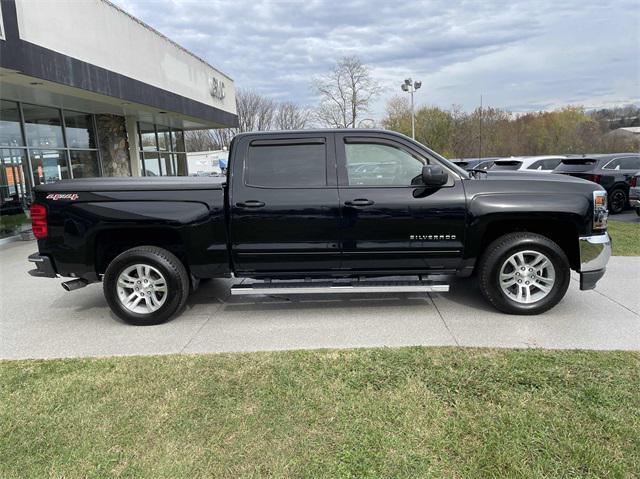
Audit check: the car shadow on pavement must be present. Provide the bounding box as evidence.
[185,277,493,314]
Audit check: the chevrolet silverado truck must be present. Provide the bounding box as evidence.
[28,129,611,325]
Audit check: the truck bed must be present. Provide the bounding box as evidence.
[35,176,225,192]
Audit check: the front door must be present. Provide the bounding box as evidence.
[230,134,341,274]
[336,133,467,273]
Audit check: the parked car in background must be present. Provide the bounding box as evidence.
[452,158,499,171]
[491,156,565,172]
[629,172,640,216]
[553,154,640,214]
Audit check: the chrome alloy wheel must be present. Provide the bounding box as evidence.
[116,264,168,314]
[499,250,556,304]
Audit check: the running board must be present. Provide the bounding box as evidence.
[231,279,449,296]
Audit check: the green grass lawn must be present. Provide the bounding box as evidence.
[608,220,640,256]
[1,347,639,478]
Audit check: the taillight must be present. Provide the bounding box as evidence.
[630,176,638,187]
[593,191,608,231]
[30,203,48,239]
[587,174,601,183]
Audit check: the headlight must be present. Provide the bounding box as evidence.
[593,190,608,231]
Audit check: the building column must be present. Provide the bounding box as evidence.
[96,114,131,177]
[125,116,142,177]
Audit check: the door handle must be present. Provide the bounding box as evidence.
[345,199,374,207]
[236,200,265,208]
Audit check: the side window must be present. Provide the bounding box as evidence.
[619,156,640,170]
[603,158,622,170]
[345,142,427,186]
[545,159,562,170]
[527,160,545,170]
[246,142,327,187]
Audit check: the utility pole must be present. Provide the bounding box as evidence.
[478,94,483,159]
[401,78,422,140]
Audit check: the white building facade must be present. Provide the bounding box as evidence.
[0,0,237,238]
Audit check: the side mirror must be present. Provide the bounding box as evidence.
[421,165,448,187]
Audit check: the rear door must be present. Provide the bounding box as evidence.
[229,133,341,274]
[336,132,467,273]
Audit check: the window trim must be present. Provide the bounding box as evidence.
[242,137,332,190]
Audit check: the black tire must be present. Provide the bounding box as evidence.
[103,246,190,325]
[477,232,571,315]
[608,188,627,215]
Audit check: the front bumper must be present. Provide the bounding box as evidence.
[28,253,57,278]
[578,234,611,290]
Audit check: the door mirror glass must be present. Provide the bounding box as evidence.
[422,165,448,187]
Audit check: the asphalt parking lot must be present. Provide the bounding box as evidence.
[615,210,640,223]
[1,239,638,359]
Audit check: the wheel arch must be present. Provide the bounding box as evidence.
[471,217,581,273]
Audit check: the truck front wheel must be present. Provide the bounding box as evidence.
[478,232,570,315]
[103,246,190,325]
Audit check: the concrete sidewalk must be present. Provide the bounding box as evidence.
[1,240,638,359]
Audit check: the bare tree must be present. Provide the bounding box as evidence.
[236,89,276,132]
[184,129,217,152]
[188,89,311,149]
[274,101,310,130]
[312,56,381,128]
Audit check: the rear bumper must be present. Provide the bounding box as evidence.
[28,253,57,278]
[629,186,640,208]
[578,234,611,290]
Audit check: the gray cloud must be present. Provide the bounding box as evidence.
[112,0,640,118]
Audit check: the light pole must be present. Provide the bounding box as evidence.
[401,78,421,139]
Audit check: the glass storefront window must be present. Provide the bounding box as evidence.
[0,148,30,238]
[64,111,97,149]
[157,126,170,151]
[0,99,105,238]
[142,153,161,176]
[160,153,175,176]
[22,103,65,148]
[0,100,25,147]
[139,122,157,151]
[172,130,185,152]
[69,150,99,178]
[30,149,70,185]
[138,123,187,176]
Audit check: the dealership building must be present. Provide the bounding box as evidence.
[0,0,237,239]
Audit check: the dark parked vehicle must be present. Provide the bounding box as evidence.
[28,130,611,325]
[629,172,640,216]
[491,156,565,172]
[452,158,498,171]
[553,153,640,214]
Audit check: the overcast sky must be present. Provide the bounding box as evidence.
[112,0,640,119]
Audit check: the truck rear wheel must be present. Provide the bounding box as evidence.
[478,232,570,315]
[103,246,189,325]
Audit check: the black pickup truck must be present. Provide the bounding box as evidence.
[28,129,611,325]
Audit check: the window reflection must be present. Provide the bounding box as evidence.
[22,104,65,148]
[70,150,99,178]
[30,149,70,185]
[64,111,96,149]
[0,100,25,147]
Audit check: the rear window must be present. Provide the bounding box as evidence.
[527,159,562,170]
[245,141,327,187]
[492,161,522,171]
